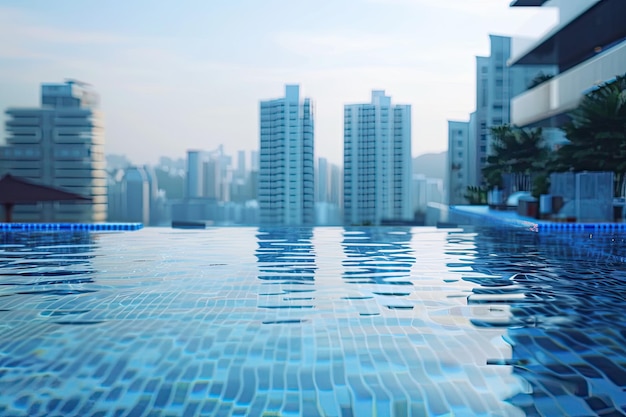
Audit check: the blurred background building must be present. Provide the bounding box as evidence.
[0,80,107,222]
[258,85,315,226]
[343,90,413,225]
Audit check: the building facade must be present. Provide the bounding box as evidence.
[447,120,470,205]
[258,85,314,226]
[509,0,625,135]
[0,80,107,222]
[470,35,556,187]
[343,90,412,225]
[123,166,150,224]
[315,157,342,225]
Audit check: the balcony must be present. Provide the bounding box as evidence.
[510,0,623,70]
[511,39,626,126]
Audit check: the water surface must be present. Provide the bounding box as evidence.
[0,227,624,416]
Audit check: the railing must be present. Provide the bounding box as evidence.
[511,40,626,126]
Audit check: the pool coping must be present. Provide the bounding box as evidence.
[450,205,626,233]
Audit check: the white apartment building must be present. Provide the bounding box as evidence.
[123,166,150,224]
[259,85,314,226]
[315,157,342,225]
[472,35,556,186]
[447,120,470,205]
[185,146,231,202]
[344,90,412,225]
[509,0,625,132]
[0,80,107,222]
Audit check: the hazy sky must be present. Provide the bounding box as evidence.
[0,0,556,166]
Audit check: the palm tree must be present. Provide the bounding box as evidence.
[482,125,549,190]
[553,74,626,195]
[527,72,554,89]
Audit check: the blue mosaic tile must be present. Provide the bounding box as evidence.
[0,227,626,415]
[0,222,143,232]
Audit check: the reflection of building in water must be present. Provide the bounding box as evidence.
[0,231,96,315]
[341,227,414,286]
[459,227,626,415]
[255,228,315,282]
[255,228,316,313]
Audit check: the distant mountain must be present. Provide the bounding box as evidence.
[413,151,446,180]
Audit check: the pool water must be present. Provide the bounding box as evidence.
[0,227,625,416]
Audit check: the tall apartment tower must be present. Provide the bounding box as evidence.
[123,166,150,224]
[259,85,314,225]
[447,120,470,205]
[0,80,107,222]
[473,35,556,186]
[344,90,412,226]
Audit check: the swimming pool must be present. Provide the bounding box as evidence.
[0,226,624,416]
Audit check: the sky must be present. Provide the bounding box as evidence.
[0,0,557,166]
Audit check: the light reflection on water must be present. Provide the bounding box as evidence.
[0,227,624,416]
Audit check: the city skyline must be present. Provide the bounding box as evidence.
[0,1,558,166]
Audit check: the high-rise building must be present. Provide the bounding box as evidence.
[123,166,150,224]
[0,80,107,222]
[315,157,342,225]
[185,150,208,199]
[185,146,231,202]
[471,35,556,187]
[447,120,470,204]
[343,90,412,225]
[236,150,246,180]
[509,0,625,137]
[258,85,314,226]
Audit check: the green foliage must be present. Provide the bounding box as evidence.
[531,174,550,199]
[553,74,626,195]
[481,125,549,189]
[464,186,487,205]
[527,72,554,89]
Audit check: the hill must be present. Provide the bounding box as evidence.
[413,151,446,180]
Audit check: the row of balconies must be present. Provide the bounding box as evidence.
[5,117,42,126]
[512,39,626,126]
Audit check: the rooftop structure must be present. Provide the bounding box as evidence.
[510,0,626,127]
[0,80,107,222]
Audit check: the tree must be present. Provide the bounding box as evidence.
[527,72,554,89]
[552,74,626,195]
[482,125,549,189]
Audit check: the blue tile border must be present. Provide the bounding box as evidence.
[536,223,626,232]
[450,206,626,233]
[0,223,143,232]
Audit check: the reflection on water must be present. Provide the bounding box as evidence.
[2,227,625,416]
[254,227,522,416]
[454,227,626,416]
[256,227,315,283]
[342,227,414,286]
[255,228,316,315]
[0,231,96,323]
